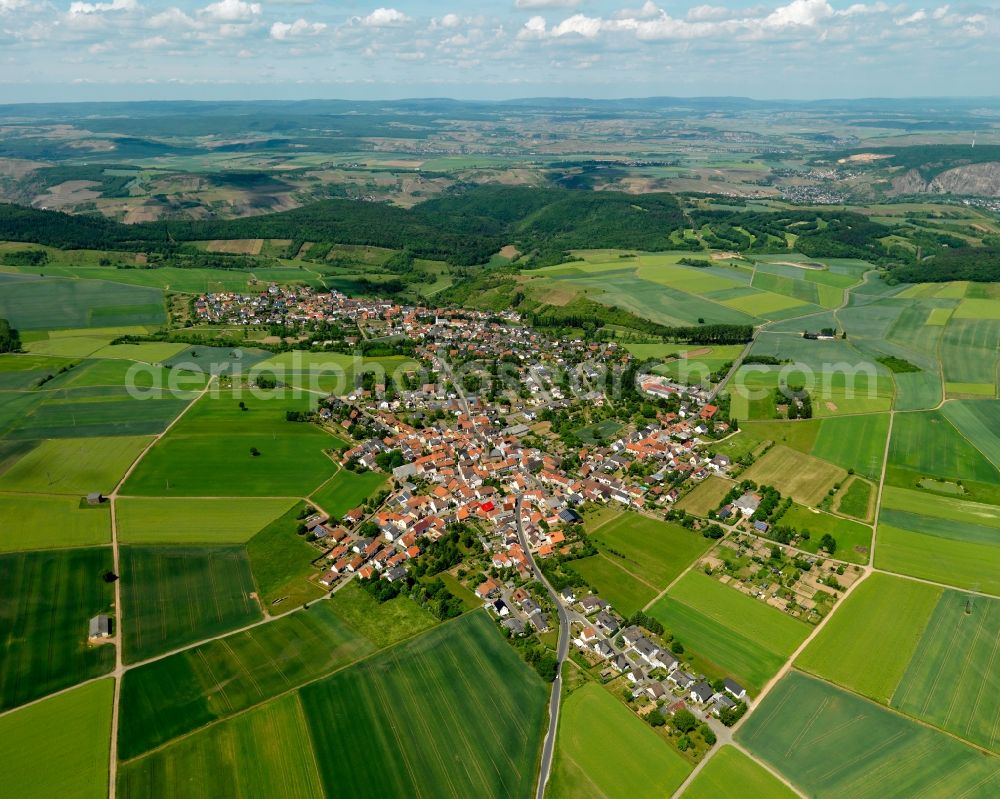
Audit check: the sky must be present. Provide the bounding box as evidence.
[0,0,997,102]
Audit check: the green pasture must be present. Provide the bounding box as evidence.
[886,410,999,487]
[835,477,874,520]
[796,573,940,703]
[120,545,262,662]
[300,612,547,799]
[942,400,1000,469]
[678,474,735,516]
[778,503,871,563]
[0,276,165,330]
[737,671,999,799]
[0,493,110,552]
[0,547,115,711]
[550,682,691,799]
[941,318,1000,387]
[893,370,943,411]
[681,745,797,799]
[876,523,1000,596]
[4,392,191,440]
[116,497,296,544]
[739,418,820,453]
[0,436,151,494]
[571,555,657,618]
[246,503,326,610]
[811,413,889,479]
[327,581,438,649]
[118,692,324,799]
[118,599,375,760]
[310,468,386,518]
[0,679,113,799]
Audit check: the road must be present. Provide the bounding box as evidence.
[514,495,570,799]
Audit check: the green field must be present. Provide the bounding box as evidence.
[120,545,262,662]
[0,493,110,552]
[835,476,874,520]
[118,692,324,799]
[777,503,872,563]
[327,581,438,649]
[811,414,889,480]
[739,419,820,453]
[300,612,547,799]
[246,503,326,610]
[877,522,1000,596]
[116,497,296,544]
[892,590,1000,752]
[119,599,375,760]
[678,474,735,516]
[649,571,810,693]
[122,392,342,496]
[550,682,692,799]
[0,276,165,330]
[0,679,113,799]
[681,745,797,799]
[4,391,191,440]
[744,445,846,506]
[942,400,1000,469]
[572,554,658,617]
[0,435,151,494]
[0,547,115,710]
[796,573,941,703]
[310,468,386,518]
[737,671,1000,799]
[887,410,999,487]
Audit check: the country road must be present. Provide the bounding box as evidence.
[514,495,570,799]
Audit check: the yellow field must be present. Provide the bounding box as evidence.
[954,298,1000,319]
[743,445,846,506]
[926,307,953,325]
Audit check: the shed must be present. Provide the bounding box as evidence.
[89,614,112,639]
[86,492,104,506]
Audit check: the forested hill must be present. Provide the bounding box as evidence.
[0,187,687,266]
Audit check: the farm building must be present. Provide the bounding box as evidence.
[88,614,112,639]
[86,492,105,505]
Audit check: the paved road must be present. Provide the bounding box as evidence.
[514,495,570,799]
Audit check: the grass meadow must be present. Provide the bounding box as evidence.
[120,545,262,662]
[744,445,846,506]
[681,745,797,799]
[300,612,547,799]
[0,435,152,494]
[737,671,999,799]
[0,493,110,552]
[0,547,115,711]
[310,468,386,518]
[678,475,735,516]
[549,682,691,799]
[116,497,296,544]
[0,679,113,799]
[246,503,327,610]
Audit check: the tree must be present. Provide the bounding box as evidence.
[249,447,260,457]
[700,724,717,745]
[673,709,697,733]
[820,533,837,554]
[647,710,666,727]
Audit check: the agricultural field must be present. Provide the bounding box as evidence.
[571,554,658,617]
[0,679,113,799]
[810,413,889,480]
[744,445,846,506]
[118,599,376,760]
[121,391,342,497]
[681,745,797,799]
[549,682,692,799]
[116,497,296,544]
[678,474,735,516]
[326,581,438,649]
[119,545,262,662]
[300,612,547,799]
[796,573,941,703]
[0,547,116,711]
[942,400,1000,469]
[118,692,325,799]
[886,410,1000,488]
[0,435,151,494]
[649,571,810,693]
[310,468,386,518]
[835,476,874,520]
[777,503,872,563]
[0,493,110,552]
[0,275,166,330]
[737,671,1000,799]
[246,503,327,610]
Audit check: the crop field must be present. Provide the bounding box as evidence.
[893,370,943,410]
[942,400,1000,469]
[649,571,810,692]
[46,358,173,390]
[739,418,820,453]
[0,547,115,711]
[811,413,889,479]
[0,276,166,330]
[571,554,657,617]
[246,503,326,610]
[89,341,189,362]
[122,392,341,497]
[119,599,376,760]
[737,671,999,799]
[876,521,999,596]
[0,493,110,552]
[120,545,262,662]
[119,692,324,799]
[678,474,735,516]
[300,612,548,799]
[162,345,273,375]
[310,468,386,518]
[0,435,151,494]
[835,476,874,520]
[796,573,940,703]
[589,512,713,588]
[886,410,999,487]
[3,391,190,440]
[881,486,1000,532]
[777,503,872,563]
[891,590,1000,752]
[550,682,691,799]
[0,679,113,799]
[681,745,797,799]
[116,497,296,544]
[941,319,1000,387]
[744,445,846,506]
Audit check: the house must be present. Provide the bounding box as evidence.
[475,577,502,599]
[594,610,619,635]
[491,599,510,617]
[579,595,607,614]
[560,587,577,603]
[633,637,661,665]
[88,614,112,639]
[690,682,714,704]
[528,611,550,632]
[384,565,407,582]
[712,694,737,716]
[502,617,526,635]
[723,678,746,700]
[668,669,696,690]
[621,625,644,648]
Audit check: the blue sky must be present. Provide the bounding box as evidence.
[0,1,997,101]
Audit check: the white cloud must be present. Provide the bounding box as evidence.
[149,7,197,28]
[895,9,927,25]
[359,7,410,27]
[0,0,31,13]
[616,1,660,20]
[763,0,834,29]
[131,35,169,49]
[270,18,326,40]
[517,15,548,39]
[439,13,462,28]
[551,14,603,37]
[69,0,137,15]
[514,0,579,8]
[198,0,261,23]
